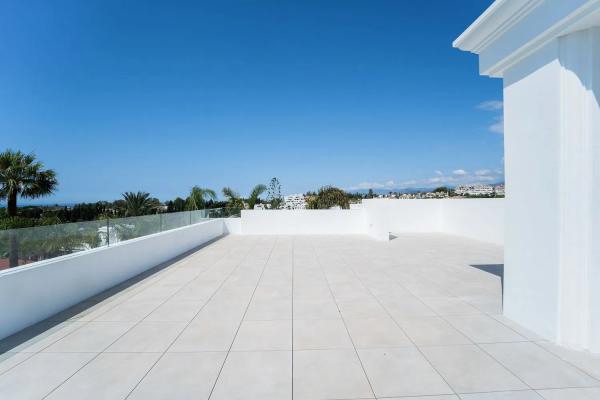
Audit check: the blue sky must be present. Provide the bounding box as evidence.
[1,0,502,203]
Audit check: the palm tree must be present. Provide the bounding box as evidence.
[247,184,267,210]
[186,186,217,210]
[122,191,154,216]
[0,150,58,267]
[222,187,244,209]
[0,150,58,217]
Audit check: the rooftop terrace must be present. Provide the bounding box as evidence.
[1,233,598,399]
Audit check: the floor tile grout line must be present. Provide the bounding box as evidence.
[122,237,263,400]
[310,240,378,400]
[38,238,243,399]
[206,236,280,400]
[336,249,457,397]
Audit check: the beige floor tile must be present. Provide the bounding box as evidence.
[232,320,291,351]
[0,353,96,399]
[421,345,527,393]
[293,319,353,350]
[45,353,159,399]
[106,321,186,352]
[293,349,373,400]
[481,342,600,389]
[358,347,452,397]
[128,352,226,399]
[211,351,292,400]
[344,317,412,348]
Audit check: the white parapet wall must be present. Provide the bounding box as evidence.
[241,209,366,235]
[0,219,225,340]
[441,199,504,245]
[240,199,504,245]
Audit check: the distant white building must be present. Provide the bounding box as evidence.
[494,184,505,196]
[283,194,307,210]
[455,184,494,196]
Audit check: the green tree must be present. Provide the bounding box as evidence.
[0,150,58,267]
[433,186,449,193]
[222,187,244,209]
[247,184,267,210]
[0,150,58,217]
[306,186,350,209]
[267,177,283,209]
[186,186,217,210]
[122,191,155,216]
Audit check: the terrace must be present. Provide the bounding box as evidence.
[2,0,600,398]
[1,205,599,399]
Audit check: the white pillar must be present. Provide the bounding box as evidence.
[503,28,600,352]
[455,0,600,352]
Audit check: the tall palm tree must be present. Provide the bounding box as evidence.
[247,184,267,210]
[222,187,244,209]
[0,150,58,217]
[122,191,154,216]
[186,186,217,210]
[0,150,58,267]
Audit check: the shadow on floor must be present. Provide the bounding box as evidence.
[470,263,504,298]
[0,236,223,355]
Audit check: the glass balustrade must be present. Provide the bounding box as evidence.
[0,207,240,269]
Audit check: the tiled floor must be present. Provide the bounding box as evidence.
[0,233,599,400]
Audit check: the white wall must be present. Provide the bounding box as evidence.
[0,219,225,340]
[441,199,504,245]
[223,217,242,234]
[241,209,366,235]
[241,200,504,245]
[362,199,442,240]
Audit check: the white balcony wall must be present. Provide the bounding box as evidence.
[241,200,504,245]
[362,199,442,238]
[0,219,225,340]
[441,199,504,245]
[240,209,366,235]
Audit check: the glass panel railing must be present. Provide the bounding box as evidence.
[108,214,161,245]
[161,211,190,231]
[0,207,240,270]
[0,220,107,268]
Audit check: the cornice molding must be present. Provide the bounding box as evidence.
[484,0,600,77]
[453,0,544,53]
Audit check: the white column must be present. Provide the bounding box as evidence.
[503,28,600,352]
[556,28,600,352]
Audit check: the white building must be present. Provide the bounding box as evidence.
[456,0,600,352]
[282,194,307,209]
[455,184,494,196]
[494,184,505,196]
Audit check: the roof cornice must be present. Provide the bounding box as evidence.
[453,0,544,53]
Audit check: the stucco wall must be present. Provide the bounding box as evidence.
[441,199,504,245]
[241,200,504,245]
[0,219,225,340]
[241,209,366,235]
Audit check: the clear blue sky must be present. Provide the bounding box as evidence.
[2,0,503,203]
